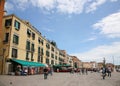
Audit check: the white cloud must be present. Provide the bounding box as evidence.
[110,0,118,2]
[56,0,87,14]
[30,0,55,11]
[13,0,29,10]
[93,11,120,38]
[86,0,106,13]
[5,0,119,14]
[42,27,55,32]
[5,2,14,12]
[80,36,97,43]
[72,42,120,64]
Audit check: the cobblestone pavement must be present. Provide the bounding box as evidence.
[0,72,120,86]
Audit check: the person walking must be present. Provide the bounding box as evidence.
[107,66,112,77]
[102,67,106,80]
[43,67,48,79]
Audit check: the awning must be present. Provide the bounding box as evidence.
[11,59,46,67]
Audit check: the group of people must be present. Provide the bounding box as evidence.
[101,66,112,79]
[70,68,88,75]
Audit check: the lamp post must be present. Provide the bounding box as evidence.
[103,57,106,68]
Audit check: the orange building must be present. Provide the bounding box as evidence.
[0,0,5,74]
[72,56,82,68]
[0,0,5,43]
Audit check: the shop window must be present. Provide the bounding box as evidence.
[12,48,18,58]
[14,20,20,30]
[13,34,19,44]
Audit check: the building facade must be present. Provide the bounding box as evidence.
[0,14,79,74]
[0,0,5,74]
[72,56,82,68]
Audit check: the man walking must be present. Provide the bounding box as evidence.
[102,67,106,79]
[43,67,48,79]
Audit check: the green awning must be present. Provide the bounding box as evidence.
[11,59,46,67]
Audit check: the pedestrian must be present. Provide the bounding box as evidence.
[43,67,48,79]
[49,67,53,76]
[107,66,112,77]
[79,68,82,75]
[85,68,88,75]
[82,68,84,75]
[101,67,106,79]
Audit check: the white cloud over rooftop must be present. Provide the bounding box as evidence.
[72,42,120,64]
[5,0,119,14]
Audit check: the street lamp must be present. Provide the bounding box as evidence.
[103,57,106,67]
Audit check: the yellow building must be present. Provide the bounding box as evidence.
[0,14,67,74]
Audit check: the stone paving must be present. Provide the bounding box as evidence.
[0,72,120,86]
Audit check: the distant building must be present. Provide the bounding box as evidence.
[72,56,82,68]
[82,62,92,69]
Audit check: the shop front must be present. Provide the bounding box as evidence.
[8,58,46,75]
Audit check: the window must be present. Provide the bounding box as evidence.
[31,53,34,61]
[51,47,54,52]
[38,53,40,62]
[38,47,41,62]
[38,37,41,44]
[32,32,35,40]
[3,33,9,43]
[51,53,54,58]
[31,43,35,52]
[26,41,30,51]
[27,29,31,37]
[46,50,50,57]
[41,39,44,45]
[26,51,29,60]
[5,19,12,27]
[46,43,50,49]
[14,20,20,30]
[41,48,44,55]
[38,47,40,53]
[55,56,57,60]
[12,48,18,58]
[13,34,19,44]
[46,58,49,64]
[51,60,54,65]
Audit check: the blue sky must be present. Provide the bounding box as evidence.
[5,0,120,65]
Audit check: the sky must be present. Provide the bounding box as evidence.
[5,0,120,65]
